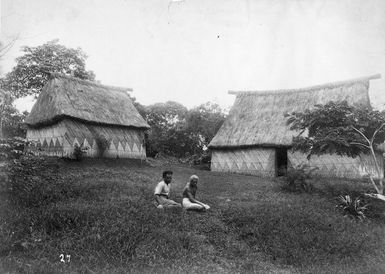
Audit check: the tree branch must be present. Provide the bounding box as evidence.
[370,123,385,145]
[351,126,370,145]
[350,142,370,149]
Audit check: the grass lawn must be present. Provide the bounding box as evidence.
[1,157,385,273]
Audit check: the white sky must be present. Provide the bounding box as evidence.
[1,0,385,112]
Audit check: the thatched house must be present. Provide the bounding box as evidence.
[25,74,150,159]
[209,74,384,179]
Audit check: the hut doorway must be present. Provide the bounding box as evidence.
[276,148,288,176]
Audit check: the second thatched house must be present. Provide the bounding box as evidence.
[209,74,383,179]
[25,73,150,159]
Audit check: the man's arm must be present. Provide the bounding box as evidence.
[154,194,163,204]
[154,182,165,204]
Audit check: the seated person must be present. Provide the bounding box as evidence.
[182,175,210,211]
[154,170,181,209]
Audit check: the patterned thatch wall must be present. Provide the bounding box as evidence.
[211,148,384,179]
[211,148,276,177]
[289,151,383,179]
[27,119,146,159]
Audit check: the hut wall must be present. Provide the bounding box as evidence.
[288,151,384,179]
[210,147,384,179]
[211,148,276,177]
[26,119,147,159]
[27,123,67,157]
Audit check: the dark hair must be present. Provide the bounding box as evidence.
[162,170,173,178]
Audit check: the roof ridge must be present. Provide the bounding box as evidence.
[49,72,133,93]
[228,74,381,96]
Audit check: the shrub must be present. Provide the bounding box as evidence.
[0,137,30,160]
[73,144,83,161]
[73,143,88,161]
[337,195,369,221]
[95,135,109,157]
[282,163,318,192]
[192,150,211,165]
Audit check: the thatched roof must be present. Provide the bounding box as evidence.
[209,74,380,148]
[25,74,150,129]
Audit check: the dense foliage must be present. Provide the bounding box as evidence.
[0,137,29,161]
[186,102,226,149]
[286,101,385,195]
[286,101,385,158]
[0,90,29,160]
[143,101,190,157]
[141,101,226,159]
[2,39,95,98]
[0,90,27,139]
[0,105,27,139]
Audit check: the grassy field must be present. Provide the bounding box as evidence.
[1,157,385,273]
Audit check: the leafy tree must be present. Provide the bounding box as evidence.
[0,89,28,161]
[285,101,385,199]
[2,39,95,98]
[0,90,27,138]
[186,102,226,149]
[145,101,188,129]
[143,101,198,157]
[142,101,226,159]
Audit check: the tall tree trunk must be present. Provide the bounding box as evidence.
[369,146,383,195]
[364,146,385,202]
[379,178,384,195]
[0,116,3,139]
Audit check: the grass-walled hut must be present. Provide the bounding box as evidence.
[25,73,150,159]
[209,74,383,179]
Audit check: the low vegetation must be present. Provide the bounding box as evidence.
[280,163,318,193]
[0,157,385,273]
[336,194,369,221]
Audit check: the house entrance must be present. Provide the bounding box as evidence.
[276,148,288,176]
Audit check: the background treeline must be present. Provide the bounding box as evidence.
[134,100,226,160]
[0,40,226,161]
[1,97,226,161]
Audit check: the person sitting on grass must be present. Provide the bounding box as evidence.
[182,175,210,212]
[154,170,182,209]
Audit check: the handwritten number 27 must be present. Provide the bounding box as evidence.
[59,254,70,263]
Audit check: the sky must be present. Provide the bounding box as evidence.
[1,0,385,112]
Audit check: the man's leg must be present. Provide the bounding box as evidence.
[161,197,182,208]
